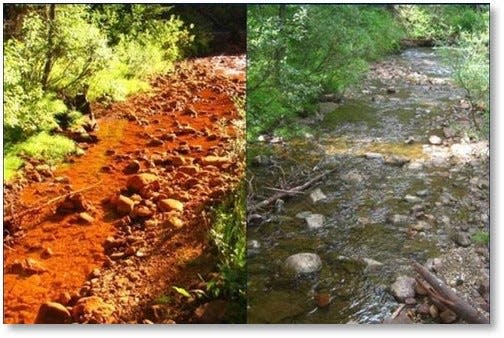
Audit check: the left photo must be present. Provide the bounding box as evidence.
[3,4,246,324]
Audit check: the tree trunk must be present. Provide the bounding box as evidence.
[41,4,55,90]
[413,261,489,324]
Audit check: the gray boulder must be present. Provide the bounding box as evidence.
[310,188,327,204]
[283,253,322,277]
[390,276,416,302]
[306,214,325,229]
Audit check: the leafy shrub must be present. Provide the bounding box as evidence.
[440,7,489,133]
[247,5,404,138]
[15,132,78,163]
[4,154,24,182]
[88,5,193,101]
[4,4,195,180]
[396,5,489,43]
[208,184,246,322]
[4,132,78,183]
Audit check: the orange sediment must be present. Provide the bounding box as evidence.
[3,56,245,324]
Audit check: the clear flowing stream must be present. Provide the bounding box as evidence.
[247,48,489,324]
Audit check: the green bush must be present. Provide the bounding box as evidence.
[396,5,489,43]
[15,132,78,162]
[4,132,78,183]
[440,7,489,133]
[247,5,404,138]
[4,4,195,180]
[4,154,24,182]
[208,184,246,322]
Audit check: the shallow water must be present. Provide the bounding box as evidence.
[247,48,488,324]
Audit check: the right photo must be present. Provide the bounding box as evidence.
[246,4,490,324]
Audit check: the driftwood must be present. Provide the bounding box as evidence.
[390,303,406,319]
[413,261,489,324]
[248,167,338,213]
[3,182,101,225]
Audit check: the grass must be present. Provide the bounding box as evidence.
[207,183,246,323]
[4,154,24,182]
[3,132,78,183]
[472,231,489,246]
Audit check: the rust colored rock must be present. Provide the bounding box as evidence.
[9,258,48,276]
[314,293,331,308]
[439,309,457,324]
[58,292,72,306]
[194,300,228,324]
[71,296,116,324]
[123,160,141,174]
[127,173,159,193]
[179,165,199,175]
[56,193,89,214]
[161,133,176,141]
[159,199,184,212]
[177,144,191,154]
[133,205,153,218]
[165,216,183,228]
[41,247,54,259]
[171,155,187,166]
[116,195,135,215]
[201,156,230,168]
[78,212,94,224]
[35,302,72,324]
[147,138,164,147]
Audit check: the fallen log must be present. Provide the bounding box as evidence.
[413,261,489,324]
[248,167,338,213]
[3,181,101,225]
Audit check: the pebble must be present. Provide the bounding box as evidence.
[404,194,423,203]
[123,160,141,174]
[310,188,327,203]
[78,212,94,224]
[454,232,472,247]
[116,195,135,215]
[283,253,322,277]
[439,309,457,323]
[390,276,416,302]
[429,304,439,319]
[305,214,325,229]
[35,302,72,324]
[314,293,331,308]
[159,199,184,212]
[429,135,442,145]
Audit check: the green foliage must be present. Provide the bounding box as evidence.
[208,184,246,322]
[247,5,404,138]
[153,294,173,305]
[396,5,489,43]
[4,4,195,179]
[472,231,489,246]
[4,154,24,182]
[439,7,489,134]
[15,132,78,163]
[88,5,193,101]
[4,132,78,183]
[172,286,192,298]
